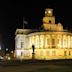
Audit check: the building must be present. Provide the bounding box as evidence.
[15,8,72,60]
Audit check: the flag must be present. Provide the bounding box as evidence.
[23,20,28,24]
[23,17,28,29]
[23,17,28,24]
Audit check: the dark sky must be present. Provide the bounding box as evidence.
[0,0,72,51]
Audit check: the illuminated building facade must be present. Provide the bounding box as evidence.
[15,8,72,60]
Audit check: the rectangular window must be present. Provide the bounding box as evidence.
[57,39,59,44]
[52,51,56,56]
[21,52,22,56]
[21,42,24,48]
[52,39,55,45]
[40,51,43,56]
[64,51,67,56]
[47,39,50,45]
[71,37,72,48]
[68,36,70,48]
[69,51,71,56]
[46,51,49,56]
[32,36,35,45]
[52,39,55,48]
[47,39,50,48]
[35,36,39,48]
[40,35,44,48]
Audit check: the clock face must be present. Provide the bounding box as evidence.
[48,10,51,13]
[45,10,51,14]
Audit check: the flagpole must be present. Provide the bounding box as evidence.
[23,17,24,29]
[23,17,28,29]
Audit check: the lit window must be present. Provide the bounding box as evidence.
[16,50,21,56]
[71,37,72,48]
[68,36,70,48]
[52,39,55,48]
[47,39,50,45]
[21,42,24,48]
[40,35,44,48]
[47,39,50,48]
[52,51,56,56]
[64,51,67,56]
[40,51,43,56]
[52,39,55,45]
[64,40,66,45]
[69,51,71,56]
[46,51,49,56]
[57,39,59,44]
[35,36,39,48]
[21,52,22,56]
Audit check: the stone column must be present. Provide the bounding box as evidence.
[43,34,45,49]
[62,35,63,48]
[39,35,40,49]
[70,35,71,48]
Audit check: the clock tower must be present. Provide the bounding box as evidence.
[42,8,55,30]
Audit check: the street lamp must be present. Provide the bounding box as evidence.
[0,46,1,58]
[0,47,1,50]
[11,51,13,53]
[0,45,1,50]
[6,48,8,51]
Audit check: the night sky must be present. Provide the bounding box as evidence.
[0,0,72,51]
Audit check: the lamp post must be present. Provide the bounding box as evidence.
[0,46,1,57]
[6,48,8,52]
[0,47,1,50]
[32,45,35,60]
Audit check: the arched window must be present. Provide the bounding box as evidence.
[69,51,71,56]
[52,39,55,48]
[64,51,67,56]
